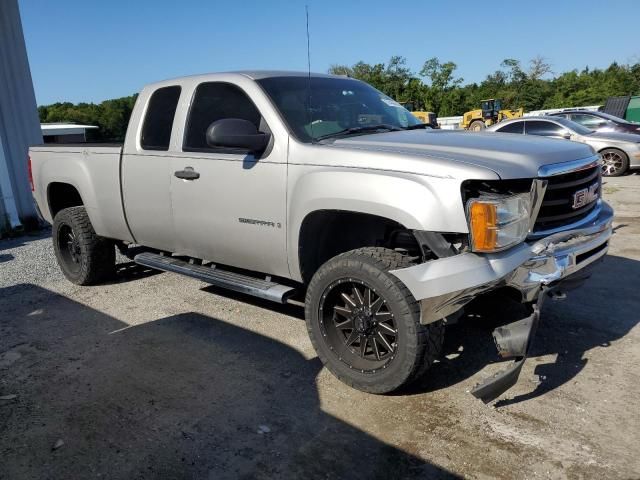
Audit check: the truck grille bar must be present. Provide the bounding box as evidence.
[533,161,602,234]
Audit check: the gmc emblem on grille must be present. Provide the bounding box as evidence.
[572,183,599,209]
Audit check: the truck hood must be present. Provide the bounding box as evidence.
[329,130,595,179]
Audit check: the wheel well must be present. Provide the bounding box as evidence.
[598,147,628,157]
[48,183,83,219]
[298,210,420,284]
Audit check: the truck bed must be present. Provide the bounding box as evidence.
[29,142,132,243]
[30,143,123,150]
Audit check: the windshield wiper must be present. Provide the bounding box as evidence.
[315,124,403,141]
[403,124,430,130]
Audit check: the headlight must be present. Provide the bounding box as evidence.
[466,193,531,252]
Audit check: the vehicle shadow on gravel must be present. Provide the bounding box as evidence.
[0,283,458,480]
[406,254,640,404]
[107,261,161,284]
[0,229,50,253]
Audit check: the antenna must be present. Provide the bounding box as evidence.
[305,4,314,142]
[306,5,312,76]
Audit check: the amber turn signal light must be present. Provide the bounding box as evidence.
[469,201,498,252]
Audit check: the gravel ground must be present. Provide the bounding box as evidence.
[1,175,639,479]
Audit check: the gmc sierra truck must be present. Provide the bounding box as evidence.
[29,71,613,402]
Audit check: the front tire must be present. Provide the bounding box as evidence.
[469,120,486,131]
[305,247,444,394]
[600,148,629,177]
[52,206,115,285]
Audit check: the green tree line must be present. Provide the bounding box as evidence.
[38,95,137,141]
[37,57,640,138]
[329,56,640,117]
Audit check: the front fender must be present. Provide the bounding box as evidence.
[287,165,470,281]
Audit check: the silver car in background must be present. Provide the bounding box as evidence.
[486,116,640,176]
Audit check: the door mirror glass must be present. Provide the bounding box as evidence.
[206,118,270,153]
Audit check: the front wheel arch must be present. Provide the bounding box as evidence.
[297,210,416,284]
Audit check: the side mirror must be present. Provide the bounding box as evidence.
[562,131,572,140]
[206,118,270,153]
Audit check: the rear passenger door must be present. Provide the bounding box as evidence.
[121,85,181,252]
[169,82,288,277]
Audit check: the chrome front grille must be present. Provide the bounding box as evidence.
[533,164,601,234]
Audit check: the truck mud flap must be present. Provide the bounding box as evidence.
[470,289,547,403]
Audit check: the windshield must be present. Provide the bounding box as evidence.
[545,116,594,135]
[594,111,635,124]
[257,76,422,143]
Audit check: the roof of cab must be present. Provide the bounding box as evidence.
[143,70,347,91]
[233,70,341,80]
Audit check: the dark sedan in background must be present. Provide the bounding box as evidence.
[550,110,640,135]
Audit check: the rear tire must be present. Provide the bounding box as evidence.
[305,247,444,394]
[52,206,115,285]
[469,120,485,131]
[600,148,629,177]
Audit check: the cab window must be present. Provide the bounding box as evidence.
[184,82,265,152]
[140,86,181,151]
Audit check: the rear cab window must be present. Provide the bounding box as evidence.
[140,86,181,151]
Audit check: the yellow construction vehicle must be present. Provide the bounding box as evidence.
[399,101,439,128]
[461,99,523,131]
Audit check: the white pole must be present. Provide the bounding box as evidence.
[0,134,22,229]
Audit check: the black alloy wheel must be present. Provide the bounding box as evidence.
[57,224,83,275]
[319,279,398,373]
[305,247,444,394]
[52,206,115,285]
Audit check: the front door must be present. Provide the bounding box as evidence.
[169,82,288,277]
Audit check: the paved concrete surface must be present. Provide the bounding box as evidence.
[1,174,639,479]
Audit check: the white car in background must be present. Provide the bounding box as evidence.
[487,116,640,176]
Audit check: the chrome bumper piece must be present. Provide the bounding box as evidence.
[390,201,614,324]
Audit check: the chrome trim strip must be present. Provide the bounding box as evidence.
[537,154,602,178]
[528,179,548,232]
[527,199,605,240]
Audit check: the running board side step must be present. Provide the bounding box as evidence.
[134,252,296,304]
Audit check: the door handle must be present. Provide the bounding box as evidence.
[174,167,200,180]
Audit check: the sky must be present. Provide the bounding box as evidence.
[19,0,640,106]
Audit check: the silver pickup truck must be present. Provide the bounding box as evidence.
[29,71,613,402]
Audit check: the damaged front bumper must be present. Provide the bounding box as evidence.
[390,201,614,402]
[391,201,613,324]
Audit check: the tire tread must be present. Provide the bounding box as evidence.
[53,206,115,285]
[305,247,444,394]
